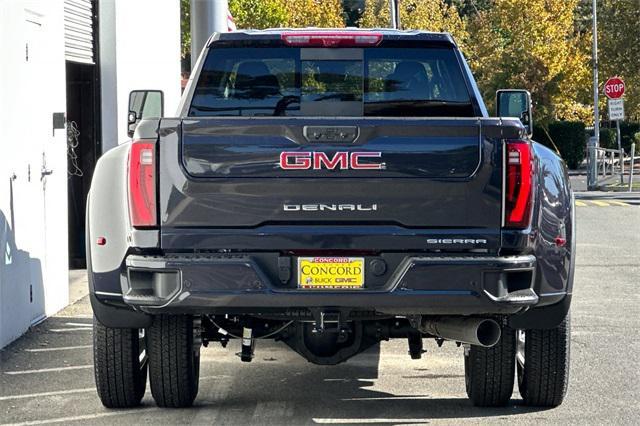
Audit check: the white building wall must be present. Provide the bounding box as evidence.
[0,0,181,348]
[0,0,69,348]
[100,0,182,152]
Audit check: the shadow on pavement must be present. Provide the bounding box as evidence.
[185,342,550,424]
[1,309,552,424]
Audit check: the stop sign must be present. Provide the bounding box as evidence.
[604,77,625,99]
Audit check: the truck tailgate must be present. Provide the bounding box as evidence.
[159,117,519,251]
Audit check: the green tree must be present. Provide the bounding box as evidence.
[444,0,491,18]
[229,0,346,29]
[284,0,346,28]
[467,0,592,124]
[228,0,288,29]
[181,0,190,67]
[182,0,347,69]
[597,0,640,120]
[360,0,469,52]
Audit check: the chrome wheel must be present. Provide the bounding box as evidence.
[516,329,526,388]
[516,330,525,366]
[138,328,148,368]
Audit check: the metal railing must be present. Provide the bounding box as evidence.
[628,143,636,192]
[588,143,636,191]
[598,147,624,181]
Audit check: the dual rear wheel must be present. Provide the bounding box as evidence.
[93,317,147,408]
[464,314,571,407]
[93,315,201,408]
[94,313,569,409]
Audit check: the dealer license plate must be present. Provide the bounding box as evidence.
[298,257,365,289]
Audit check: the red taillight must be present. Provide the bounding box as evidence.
[128,140,157,228]
[281,31,382,47]
[504,140,533,229]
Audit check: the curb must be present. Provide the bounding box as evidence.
[575,191,640,200]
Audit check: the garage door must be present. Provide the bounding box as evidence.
[64,0,94,64]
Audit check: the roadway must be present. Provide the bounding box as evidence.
[1,200,638,425]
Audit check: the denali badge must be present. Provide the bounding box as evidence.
[279,151,384,170]
[426,238,488,244]
[284,204,378,212]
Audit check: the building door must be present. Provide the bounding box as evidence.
[65,0,100,269]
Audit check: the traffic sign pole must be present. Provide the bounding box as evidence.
[604,77,626,185]
[589,0,599,191]
[617,120,623,184]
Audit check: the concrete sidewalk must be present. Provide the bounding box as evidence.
[569,173,588,192]
[68,270,89,305]
[570,174,640,196]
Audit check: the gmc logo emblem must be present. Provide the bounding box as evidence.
[279,152,384,170]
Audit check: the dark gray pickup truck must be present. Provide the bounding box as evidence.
[87,29,574,409]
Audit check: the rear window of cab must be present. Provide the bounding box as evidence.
[189,47,475,117]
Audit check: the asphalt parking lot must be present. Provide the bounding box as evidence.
[1,200,639,425]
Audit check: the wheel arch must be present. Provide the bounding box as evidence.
[86,143,153,329]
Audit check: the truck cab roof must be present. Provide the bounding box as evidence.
[208,28,457,47]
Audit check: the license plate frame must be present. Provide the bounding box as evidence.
[297,257,365,289]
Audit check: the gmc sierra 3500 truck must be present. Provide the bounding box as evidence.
[87,29,574,409]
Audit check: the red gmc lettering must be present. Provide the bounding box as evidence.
[312,152,348,170]
[350,152,383,170]
[279,152,311,169]
[279,151,383,170]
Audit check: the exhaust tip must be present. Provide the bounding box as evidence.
[476,319,502,347]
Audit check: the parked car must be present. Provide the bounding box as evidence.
[87,29,574,409]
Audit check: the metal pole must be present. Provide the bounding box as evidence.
[617,119,624,184]
[389,0,397,29]
[592,0,599,146]
[588,137,597,189]
[630,144,636,191]
[588,0,599,190]
[191,0,229,70]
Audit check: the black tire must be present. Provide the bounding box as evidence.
[464,325,516,407]
[517,313,570,407]
[93,317,147,408]
[148,315,200,408]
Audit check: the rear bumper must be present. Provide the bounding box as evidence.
[117,253,545,316]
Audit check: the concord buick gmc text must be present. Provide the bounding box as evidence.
[87,29,574,409]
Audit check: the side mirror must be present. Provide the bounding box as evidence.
[496,89,532,137]
[127,110,137,124]
[127,90,164,138]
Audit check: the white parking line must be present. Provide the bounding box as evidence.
[48,327,92,333]
[314,419,433,424]
[4,365,92,375]
[0,388,94,401]
[24,345,91,353]
[0,376,225,402]
[63,322,92,327]
[200,375,231,380]
[55,314,92,319]
[340,396,432,401]
[0,408,160,426]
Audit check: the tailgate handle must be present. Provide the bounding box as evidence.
[303,126,359,143]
